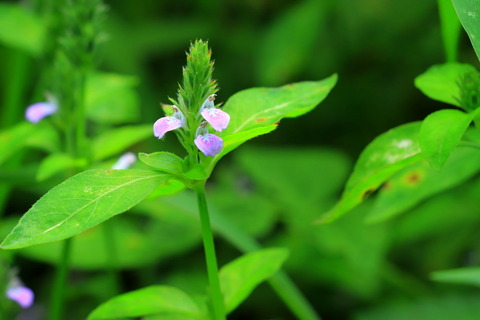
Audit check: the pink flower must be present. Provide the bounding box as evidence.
[200,94,230,132]
[153,105,185,139]
[195,133,223,157]
[201,107,230,132]
[25,102,57,123]
[6,284,34,308]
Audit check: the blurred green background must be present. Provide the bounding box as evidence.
[2,0,480,319]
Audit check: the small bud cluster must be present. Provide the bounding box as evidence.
[153,94,230,157]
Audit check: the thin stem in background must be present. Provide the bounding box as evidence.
[49,237,72,320]
[437,0,461,62]
[194,182,226,320]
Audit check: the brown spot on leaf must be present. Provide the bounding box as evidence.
[256,117,268,122]
[361,188,375,200]
[403,170,424,185]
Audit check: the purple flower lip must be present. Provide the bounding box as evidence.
[6,285,34,308]
[25,101,58,123]
[201,108,230,132]
[195,133,223,157]
[153,105,186,139]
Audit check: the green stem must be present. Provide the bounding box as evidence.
[437,0,461,62]
[49,238,72,320]
[194,182,226,320]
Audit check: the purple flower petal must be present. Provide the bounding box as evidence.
[112,152,136,170]
[201,108,230,132]
[7,285,34,308]
[25,102,57,123]
[153,116,182,139]
[195,134,223,157]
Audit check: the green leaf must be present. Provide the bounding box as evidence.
[0,122,35,166]
[36,153,87,181]
[86,72,140,125]
[138,152,184,174]
[452,0,480,62]
[24,122,60,153]
[1,169,168,249]
[419,109,472,169]
[256,1,327,85]
[87,286,205,320]
[319,122,422,223]
[223,75,337,135]
[366,146,480,223]
[431,267,480,286]
[146,179,186,199]
[414,63,476,107]
[220,248,289,313]
[92,125,152,161]
[0,4,45,55]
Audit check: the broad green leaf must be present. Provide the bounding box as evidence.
[36,153,87,181]
[220,248,289,313]
[419,109,472,168]
[256,0,327,85]
[452,0,480,62]
[1,169,168,249]
[87,286,205,320]
[366,146,480,222]
[223,75,337,135]
[183,164,208,180]
[319,122,422,223]
[438,0,462,62]
[86,72,140,125]
[414,63,476,107]
[431,267,480,286]
[0,122,35,166]
[0,4,45,55]
[139,152,184,174]
[92,125,152,161]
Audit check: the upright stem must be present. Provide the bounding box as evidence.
[194,182,226,320]
[49,238,72,320]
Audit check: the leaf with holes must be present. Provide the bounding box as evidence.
[1,169,169,249]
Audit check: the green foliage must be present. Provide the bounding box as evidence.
[0,3,46,55]
[354,294,480,320]
[419,109,472,168]
[257,0,328,85]
[36,153,87,181]
[139,152,184,174]
[220,248,289,313]
[87,286,206,320]
[452,0,480,62]
[431,267,480,286]
[414,63,476,107]
[320,122,421,223]
[92,125,151,161]
[86,73,141,125]
[1,170,169,249]
[0,122,35,166]
[366,146,480,222]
